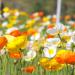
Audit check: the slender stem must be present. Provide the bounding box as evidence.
[66,64,68,75]
[71,43,75,75]
[43,69,46,75]
[71,65,74,75]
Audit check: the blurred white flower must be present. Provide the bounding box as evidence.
[6,27,18,34]
[0,49,5,56]
[0,31,3,36]
[30,33,40,41]
[67,21,75,25]
[42,21,50,26]
[46,38,60,46]
[38,26,45,32]
[15,11,20,16]
[66,41,72,50]
[52,15,56,18]
[33,17,40,21]
[23,50,36,62]
[18,25,25,29]
[43,46,56,58]
[33,12,38,17]
[47,27,58,35]
[47,15,51,19]
[3,12,10,18]
[2,21,8,27]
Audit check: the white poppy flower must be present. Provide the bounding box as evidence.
[6,27,18,34]
[0,49,5,56]
[23,50,36,62]
[30,33,40,41]
[66,41,72,50]
[18,25,24,29]
[42,21,51,26]
[47,27,58,35]
[2,21,8,27]
[15,11,20,16]
[67,21,74,25]
[38,26,45,32]
[52,15,56,18]
[0,31,3,36]
[3,12,10,18]
[43,46,56,58]
[33,17,40,21]
[47,15,51,19]
[27,41,34,49]
[33,12,38,17]
[46,38,60,46]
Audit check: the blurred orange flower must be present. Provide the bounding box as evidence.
[21,31,28,36]
[9,52,22,59]
[65,52,75,64]
[51,17,56,23]
[64,15,71,21]
[0,37,7,50]
[71,23,75,28]
[55,50,75,64]
[47,24,54,29]
[22,66,35,73]
[63,27,67,32]
[27,29,37,36]
[9,30,21,37]
[38,11,44,17]
[30,15,35,19]
[47,34,55,38]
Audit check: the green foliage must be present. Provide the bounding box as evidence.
[2,0,75,15]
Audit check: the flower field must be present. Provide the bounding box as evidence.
[0,7,75,75]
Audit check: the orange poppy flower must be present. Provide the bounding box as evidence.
[47,34,54,38]
[64,15,71,21]
[51,17,56,23]
[55,51,75,64]
[55,50,70,64]
[9,52,22,59]
[47,24,54,29]
[71,23,75,28]
[21,31,28,36]
[9,30,21,37]
[63,27,67,32]
[27,29,37,36]
[38,11,44,17]
[66,52,75,64]
[0,37,7,50]
[30,15,35,19]
[22,66,35,73]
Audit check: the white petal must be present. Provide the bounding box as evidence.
[2,21,8,27]
[6,27,18,34]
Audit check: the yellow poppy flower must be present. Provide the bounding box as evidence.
[39,58,64,71]
[42,17,50,22]
[6,35,27,52]
[3,7,9,12]
[44,58,65,71]
[14,35,27,49]
[6,23,13,28]
[4,35,15,42]
[20,11,28,16]
[38,58,49,66]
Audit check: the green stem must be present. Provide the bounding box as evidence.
[1,55,7,75]
[71,65,74,75]
[43,69,46,75]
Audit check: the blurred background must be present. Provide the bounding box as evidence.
[1,0,75,15]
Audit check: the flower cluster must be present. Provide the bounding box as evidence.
[0,7,75,75]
